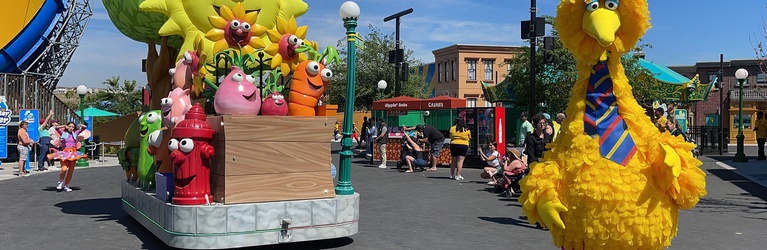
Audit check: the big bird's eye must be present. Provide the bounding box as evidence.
[306,61,320,75]
[585,1,599,11]
[604,0,619,10]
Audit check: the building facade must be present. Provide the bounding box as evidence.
[670,59,767,144]
[430,44,521,107]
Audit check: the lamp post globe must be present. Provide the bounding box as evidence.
[377,80,387,90]
[336,1,359,195]
[75,84,90,167]
[734,68,748,162]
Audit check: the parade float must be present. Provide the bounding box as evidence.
[105,0,358,248]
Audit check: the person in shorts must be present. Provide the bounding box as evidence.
[17,121,34,176]
[402,134,429,173]
[406,124,445,172]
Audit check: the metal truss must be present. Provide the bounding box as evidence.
[23,0,93,90]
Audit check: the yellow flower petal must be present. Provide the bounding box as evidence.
[280,62,291,77]
[264,43,279,56]
[298,52,307,62]
[249,37,265,49]
[220,5,235,21]
[295,26,307,39]
[245,12,258,25]
[276,16,288,35]
[251,24,267,36]
[287,16,298,34]
[242,46,255,55]
[213,40,229,54]
[208,16,228,29]
[266,29,282,43]
[194,34,204,51]
[270,54,283,69]
[232,3,246,19]
[205,28,225,42]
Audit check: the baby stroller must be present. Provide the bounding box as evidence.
[494,170,526,197]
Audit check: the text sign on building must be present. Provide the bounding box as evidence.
[387,110,408,116]
[0,126,7,159]
[0,96,11,126]
[383,102,409,109]
[426,102,445,108]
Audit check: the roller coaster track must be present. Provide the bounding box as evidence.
[23,0,93,90]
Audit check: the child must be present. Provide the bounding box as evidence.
[479,143,501,185]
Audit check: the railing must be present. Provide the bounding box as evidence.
[729,88,767,101]
[1,73,81,122]
[686,126,729,155]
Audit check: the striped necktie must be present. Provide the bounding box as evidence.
[583,61,637,166]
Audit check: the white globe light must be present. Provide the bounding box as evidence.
[339,1,360,20]
[377,80,387,90]
[735,68,748,80]
[76,85,88,95]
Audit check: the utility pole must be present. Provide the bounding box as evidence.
[526,0,539,117]
[719,54,724,155]
[384,8,413,97]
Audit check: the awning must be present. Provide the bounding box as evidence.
[639,58,690,84]
[372,96,422,110]
[421,96,466,109]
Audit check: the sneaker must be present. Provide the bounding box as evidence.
[378,164,387,169]
[455,175,464,181]
[57,181,64,190]
[449,175,455,180]
[64,186,72,192]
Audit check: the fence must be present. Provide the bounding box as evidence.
[687,126,729,155]
[1,73,81,121]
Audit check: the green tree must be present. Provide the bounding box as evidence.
[81,76,143,125]
[504,16,664,113]
[327,25,428,111]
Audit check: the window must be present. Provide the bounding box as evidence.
[757,73,767,86]
[452,61,456,81]
[484,100,492,107]
[484,60,494,81]
[707,72,718,83]
[734,114,752,129]
[467,59,477,81]
[467,98,477,107]
[505,60,512,74]
[437,63,441,83]
[444,62,449,82]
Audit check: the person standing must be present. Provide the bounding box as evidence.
[552,113,566,141]
[361,116,369,146]
[448,118,471,180]
[37,110,54,171]
[374,119,389,168]
[518,112,533,146]
[653,108,667,133]
[52,122,88,192]
[754,111,766,160]
[17,121,33,177]
[366,119,378,164]
[525,114,552,165]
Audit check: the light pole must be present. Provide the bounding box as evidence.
[377,80,387,100]
[336,1,360,195]
[76,85,89,167]
[734,68,748,162]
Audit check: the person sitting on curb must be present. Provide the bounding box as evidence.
[402,133,429,173]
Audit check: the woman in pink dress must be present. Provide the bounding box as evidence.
[48,122,89,192]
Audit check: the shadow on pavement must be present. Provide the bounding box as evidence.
[707,169,767,202]
[244,237,354,250]
[54,198,168,249]
[477,216,539,229]
[42,186,81,192]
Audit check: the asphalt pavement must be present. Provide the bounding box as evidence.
[0,146,765,250]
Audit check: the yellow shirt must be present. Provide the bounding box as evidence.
[449,126,471,145]
[755,118,767,139]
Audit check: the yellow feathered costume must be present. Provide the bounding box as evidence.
[518,1,707,249]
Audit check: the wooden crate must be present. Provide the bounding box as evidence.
[207,115,336,204]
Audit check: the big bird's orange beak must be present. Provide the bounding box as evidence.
[582,8,620,47]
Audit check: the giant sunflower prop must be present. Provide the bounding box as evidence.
[205,3,266,55]
[264,16,312,76]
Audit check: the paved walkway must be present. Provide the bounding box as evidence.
[0,147,765,249]
[0,156,118,182]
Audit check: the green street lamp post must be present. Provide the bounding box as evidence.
[336,1,360,195]
[734,68,748,162]
[377,80,387,101]
[76,85,90,167]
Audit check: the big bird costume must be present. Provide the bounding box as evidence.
[518,1,707,249]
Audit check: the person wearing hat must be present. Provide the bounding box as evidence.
[36,110,55,171]
[405,124,445,171]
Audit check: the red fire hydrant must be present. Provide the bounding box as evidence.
[169,103,215,205]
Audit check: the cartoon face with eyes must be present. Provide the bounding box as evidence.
[288,60,332,116]
[260,91,288,116]
[213,66,261,115]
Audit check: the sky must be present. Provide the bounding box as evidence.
[57,0,767,88]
